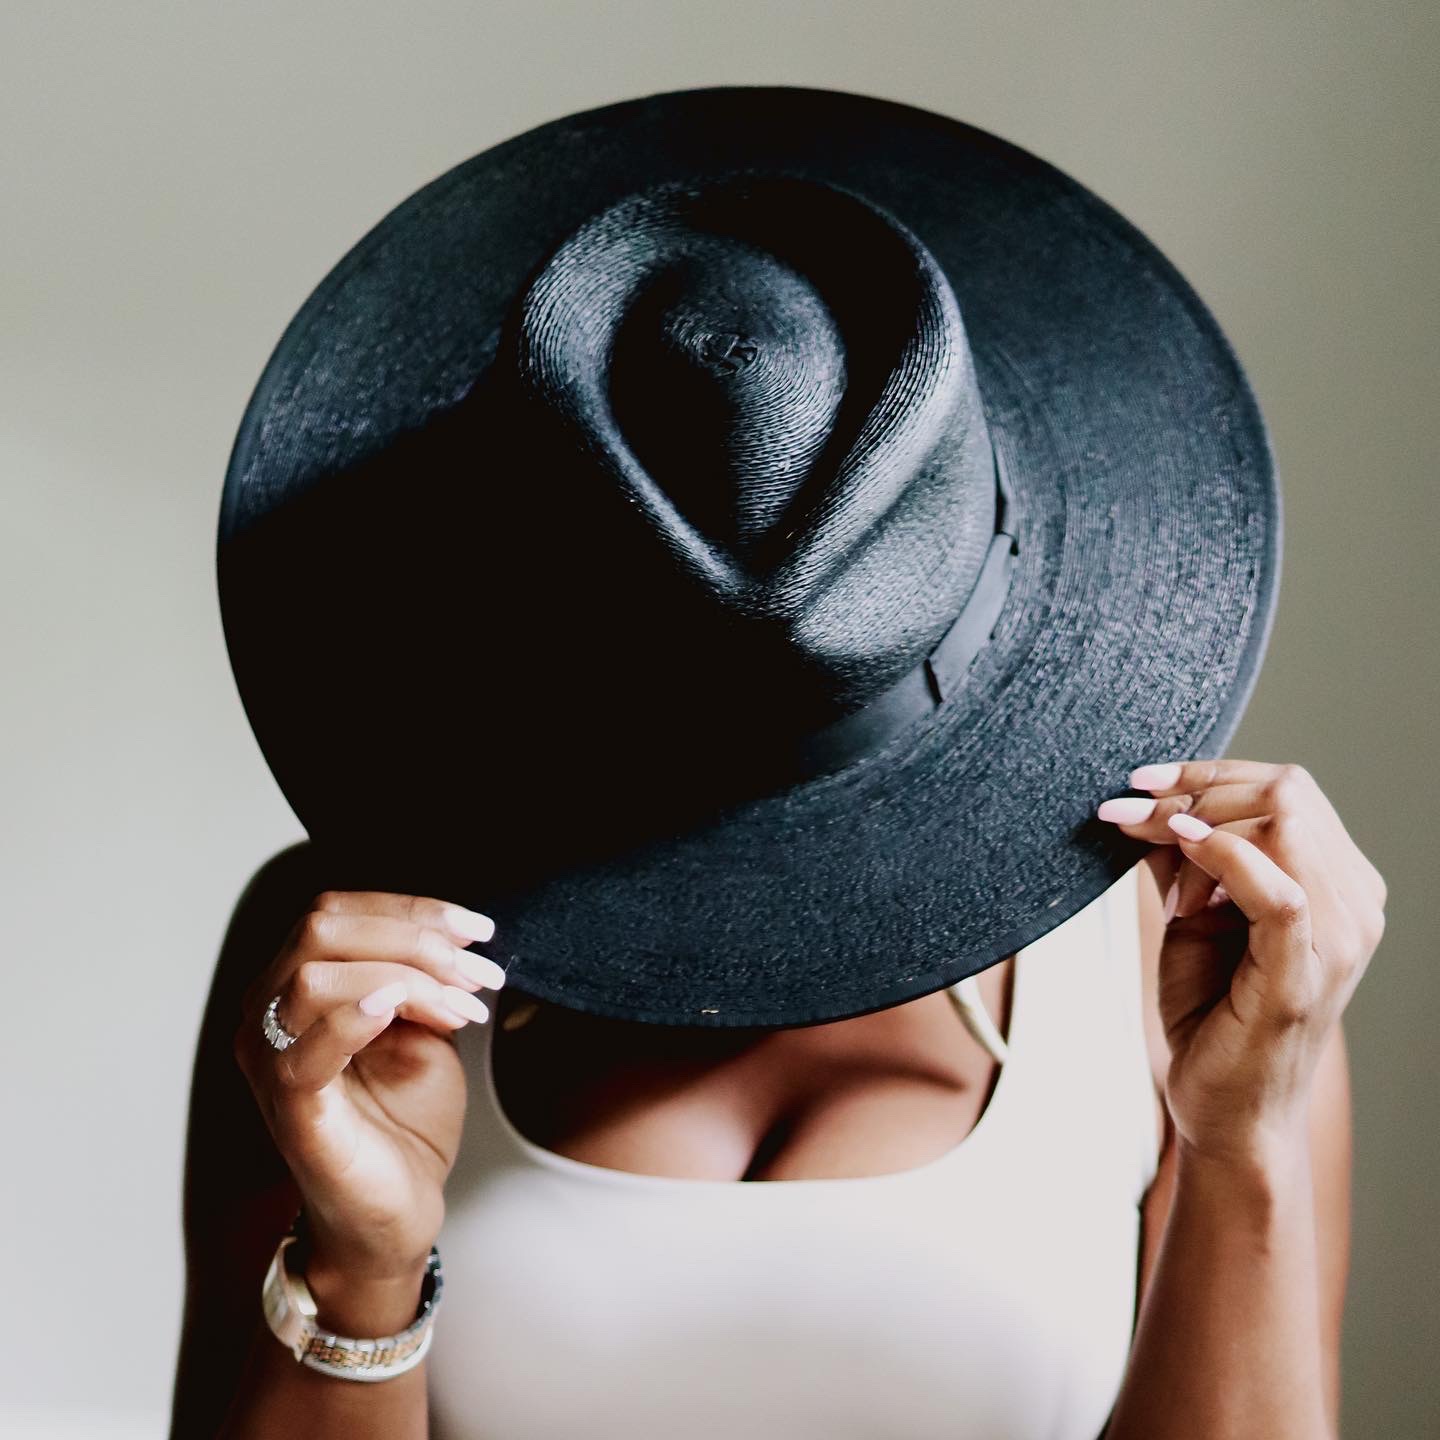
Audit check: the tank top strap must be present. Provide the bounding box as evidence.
[449,1006,517,1182]
[979,866,1160,1203]
[1101,864,1164,1196]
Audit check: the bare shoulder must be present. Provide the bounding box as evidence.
[1133,852,1176,1122]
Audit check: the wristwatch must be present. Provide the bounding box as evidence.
[261,1213,444,1382]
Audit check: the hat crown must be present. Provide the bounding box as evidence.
[507,172,1000,660]
[608,243,845,563]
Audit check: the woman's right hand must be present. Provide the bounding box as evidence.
[232,889,506,1290]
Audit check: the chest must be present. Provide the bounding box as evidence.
[489,959,1014,1182]
[429,1108,1143,1440]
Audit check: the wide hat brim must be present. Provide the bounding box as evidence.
[219,85,1281,1029]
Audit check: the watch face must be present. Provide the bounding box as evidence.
[261,1238,314,1359]
[420,1246,444,1317]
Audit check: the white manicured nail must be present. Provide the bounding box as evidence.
[1097,796,1158,824]
[454,949,507,990]
[1130,761,1184,791]
[1168,812,1213,842]
[442,986,490,1024]
[444,906,496,943]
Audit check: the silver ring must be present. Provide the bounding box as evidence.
[262,993,300,1052]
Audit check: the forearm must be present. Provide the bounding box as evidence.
[216,1265,430,1440]
[1106,1134,1332,1440]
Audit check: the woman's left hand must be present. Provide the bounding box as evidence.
[1097,758,1386,1168]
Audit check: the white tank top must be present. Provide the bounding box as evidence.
[428,866,1160,1440]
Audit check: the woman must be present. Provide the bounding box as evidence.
[173,88,1380,1438]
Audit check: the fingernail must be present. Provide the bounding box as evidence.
[1163,881,1179,923]
[454,949,507,990]
[1130,762,1183,791]
[1206,884,1231,908]
[359,980,408,1016]
[1097,796,1158,824]
[1168,812,1213,841]
[442,985,490,1024]
[444,906,496,943]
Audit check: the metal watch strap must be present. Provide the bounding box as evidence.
[261,1215,444,1383]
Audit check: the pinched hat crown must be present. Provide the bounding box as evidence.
[477,173,1017,798]
[509,172,1002,645]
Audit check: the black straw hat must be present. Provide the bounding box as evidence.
[218,85,1280,1028]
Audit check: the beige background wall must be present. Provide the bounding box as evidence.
[2,3,1435,1435]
